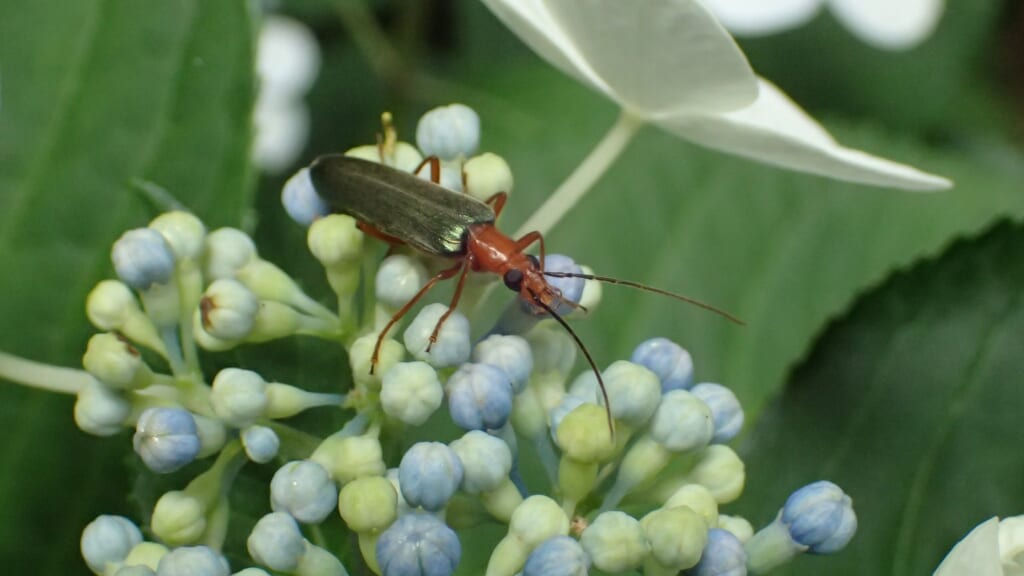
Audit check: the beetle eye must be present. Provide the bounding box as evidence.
[503,269,524,291]
[526,254,540,269]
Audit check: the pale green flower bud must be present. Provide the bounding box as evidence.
[603,434,671,509]
[151,491,206,546]
[338,476,398,533]
[204,228,257,280]
[200,279,259,341]
[307,214,363,268]
[718,514,754,543]
[580,511,649,573]
[346,141,423,172]
[527,323,576,376]
[193,414,227,458]
[641,506,707,573]
[569,265,602,319]
[487,495,569,576]
[123,542,169,571]
[149,211,206,262]
[349,334,404,390]
[82,333,154,390]
[463,152,513,204]
[664,484,719,527]
[75,379,131,436]
[85,280,165,354]
[264,382,343,419]
[685,445,746,503]
[602,361,661,428]
[210,368,268,426]
[380,361,442,426]
[555,404,615,463]
[295,542,346,576]
[650,389,713,451]
[311,433,386,484]
[191,308,237,352]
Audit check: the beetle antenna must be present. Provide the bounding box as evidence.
[542,271,744,325]
[531,291,615,438]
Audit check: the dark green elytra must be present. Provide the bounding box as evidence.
[309,155,496,257]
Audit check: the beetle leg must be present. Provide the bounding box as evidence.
[413,156,442,184]
[513,231,546,271]
[426,257,473,352]
[371,260,463,374]
[484,192,508,217]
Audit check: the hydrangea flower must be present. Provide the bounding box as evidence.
[481,0,950,236]
[702,0,945,50]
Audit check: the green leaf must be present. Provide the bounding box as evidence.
[0,0,254,571]
[735,221,1024,575]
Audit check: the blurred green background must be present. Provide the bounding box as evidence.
[0,0,1022,573]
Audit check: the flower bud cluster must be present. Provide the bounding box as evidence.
[62,105,856,575]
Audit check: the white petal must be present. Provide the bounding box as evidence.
[1000,516,1024,573]
[701,0,823,36]
[258,16,321,96]
[933,517,1003,576]
[480,0,611,96]
[253,98,310,174]
[829,0,944,50]
[542,0,758,114]
[656,79,951,190]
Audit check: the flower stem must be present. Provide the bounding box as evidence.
[0,351,92,395]
[515,110,644,238]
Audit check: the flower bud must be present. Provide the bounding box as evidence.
[154,546,229,576]
[199,280,259,341]
[555,404,615,463]
[241,425,280,463]
[448,431,512,494]
[664,484,719,528]
[203,228,257,280]
[641,506,707,572]
[375,254,428,309]
[781,481,857,554]
[523,536,589,576]
[247,512,306,572]
[380,361,443,426]
[149,211,206,262]
[74,379,131,436]
[348,334,404,389]
[473,334,532,393]
[210,368,268,427]
[399,442,464,511]
[686,445,746,504]
[650,389,713,452]
[416,103,480,160]
[688,528,747,576]
[81,515,143,575]
[338,476,398,533]
[123,541,168,571]
[487,496,570,576]
[307,214,363,268]
[282,167,329,226]
[345,141,423,172]
[631,338,694,392]
[82,333,153,390]
[133,408,201,473]
[403,304,471,368]
[415,158,464,192]
[311,433,386,483]
[691,382,744,443]
[376,513,460,576]
[446,363,514,431]
[602,360,661,428]
[270,460,338,524]
[463,152,513,204]
[151,491,206,546]
[580,511,648,573]
[112,228,176,290]
[718,515,754,543]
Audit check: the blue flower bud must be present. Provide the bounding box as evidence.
[781,481,857,554]
[132,408,201,473]
[403,304,471,368]
[630,338,694,392]
[690,383,744,443]
[81,515,143,574]
[398,442,464,511]
[446,363,514,430]
[415,103,480,160]
[155,546,230,576]
[270,460,338,524]
[519,254,584,316]
[376,254,428,309]
[282,167,329,226]
[376,513,461,576]
[448,430,512,494]
[685,529,747,576]
[473,334,533,393]
[247,512,306,572]
[112,228,176,290]
[242,425,280,463]
[649,390,713,452]
[523,536,589,576]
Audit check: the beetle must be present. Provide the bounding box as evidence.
[309,153,741,433]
